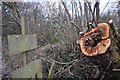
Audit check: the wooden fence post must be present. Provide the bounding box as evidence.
[21,16,27,66]
[8,15,40,79]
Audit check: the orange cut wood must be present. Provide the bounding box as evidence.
[78,23,111,56]
[97,23,110,39]
[96,38,111,54]
[79,38,111,56]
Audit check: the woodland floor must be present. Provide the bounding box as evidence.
[2,37,120,79]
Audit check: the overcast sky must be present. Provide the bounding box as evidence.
[23,0,117,14]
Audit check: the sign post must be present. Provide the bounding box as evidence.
[7,16,42,78]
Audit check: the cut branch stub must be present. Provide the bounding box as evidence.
[77,23,111,56]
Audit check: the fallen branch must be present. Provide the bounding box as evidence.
[48,61,55,79]
[40,56,78,65]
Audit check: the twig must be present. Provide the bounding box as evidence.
[100,74,105,80]
[2,27,18,33]
[70,21,80,33]
[54,67,63,76]
[54,63,69,76]
[68,68,82,78]
[49,57,78,65]
[112,69,120,71]
[84,2,89,23]
[39,56,52,63]
[3,2,21,26]
[67,61,82,78]
[100,0,110,16]
[58,14,67,21]
[100,61,112,80]
[107,61,112,69]
[53,18,67,29]
[95,2,100,24]
[58,60,78,75]
[40,56,78,65]
[55,59,78,76]
[87,2,93,16]
[61,0,72,21]
[68,68,74,75]
[61,0,80,33]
